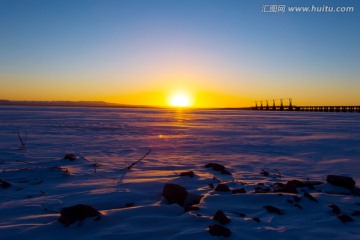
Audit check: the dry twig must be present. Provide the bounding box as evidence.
[122,150,152,170]
[18,132,27,150]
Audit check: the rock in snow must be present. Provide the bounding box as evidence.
[0,179,11,189]
[64,154,77,161]
[213,210,231,225]
[337,214,354,223]
[215,183,230,192]
[326,175,356,191]
[205,163,226,172]
[205,163,232,175]
[303,192,319,203]
[208,224,231,237]
[162,183,202,207]
[162,183,188,206]
[179,171,194,177]
[263,205,285,215]
[58,204,101,226]
[328,204,341,214]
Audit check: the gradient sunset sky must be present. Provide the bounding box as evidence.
[0,0,359,108]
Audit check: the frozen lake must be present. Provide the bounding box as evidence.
[1,106,359,182]
[0,106,359,240]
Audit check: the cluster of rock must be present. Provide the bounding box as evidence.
[55,160,358,238]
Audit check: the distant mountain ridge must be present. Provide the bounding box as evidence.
[0,100,151,108]
[0,100,251,110]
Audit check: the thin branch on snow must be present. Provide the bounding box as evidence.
[93,150,152,183]
[122,150,152,170]
[18,131,27,150]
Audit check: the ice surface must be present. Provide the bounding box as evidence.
[0,106,359,239]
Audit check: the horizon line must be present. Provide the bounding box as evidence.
[1,99,359,110]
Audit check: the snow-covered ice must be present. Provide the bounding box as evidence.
[0,106,359,239]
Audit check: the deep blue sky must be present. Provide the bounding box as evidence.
[0,0,359,107]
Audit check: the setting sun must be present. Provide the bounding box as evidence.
[168,93,192,107]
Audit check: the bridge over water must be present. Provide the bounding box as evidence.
[252,99,360,112]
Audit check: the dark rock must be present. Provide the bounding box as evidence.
[231,188,246,194]
[64,154,77,161]
[252,217,261,223]
[180,171,194,178]
[263,205,285,215]
[260,169,270,177]
[162,183,188,206]
[208,224,231,237]
[125,202,135,208]
[287,180,306,188]
[337,214,354,223]
[221,169,232,175]
[0,179,11,189]
[215,184,230,192]
[208,183,215,189]
[274,186,298,194]
[213,210,231,225]
[326,175,356,191]
[184,206,200,212]
[274,180,314,194]
[303,192,318,203]
[352,210,360,216]
[59,204,101,226]
[205,163,226,172]
[328,204,341,214]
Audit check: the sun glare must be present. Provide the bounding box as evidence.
[169,93,192,107]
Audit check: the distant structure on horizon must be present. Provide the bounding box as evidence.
[252,99,360,113]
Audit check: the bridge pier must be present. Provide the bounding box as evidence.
[288,99,293,111]
[272,100,276,111]
[280,99,284,111]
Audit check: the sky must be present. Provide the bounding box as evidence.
[0,0,359,108]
